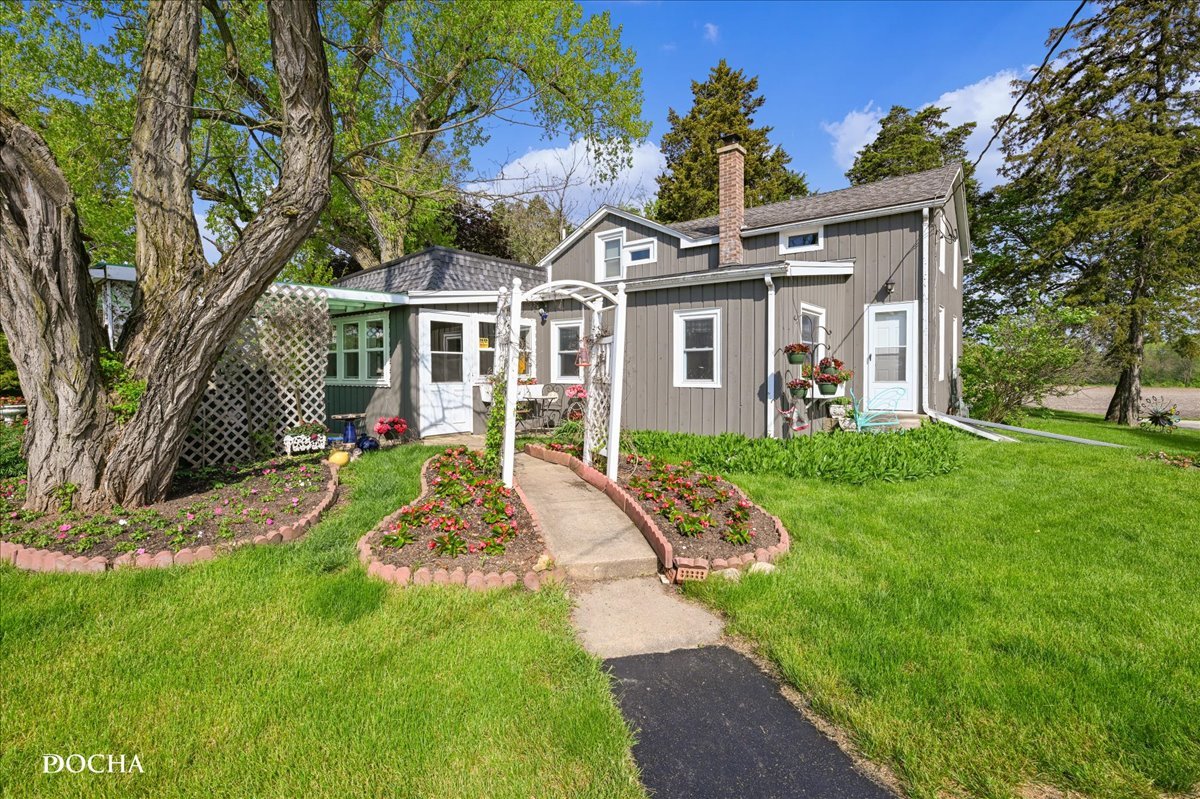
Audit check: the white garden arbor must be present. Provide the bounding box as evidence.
[495,278,628,486]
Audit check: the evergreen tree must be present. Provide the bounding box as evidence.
[847,105,974,186]
[655,60,808,223]
[999,0,1200,425]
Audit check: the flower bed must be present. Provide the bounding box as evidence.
[359,447,557,589]
[523,443,790,582]
[0,456,339,572]
[618,454,781,564]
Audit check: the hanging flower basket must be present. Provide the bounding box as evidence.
[783,342,810,364]
[819,356,844,376]
[786,378,810,399]
[814,373,840,395]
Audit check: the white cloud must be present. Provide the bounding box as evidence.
[926,70,1022,188]
[702,22,719,43]
[822,102,884,172]
[822,68,1026,189]
[470,138,664,224]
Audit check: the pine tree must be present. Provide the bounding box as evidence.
[999,0,1200,425]
[655,60,808,223]
[847,105,974,186]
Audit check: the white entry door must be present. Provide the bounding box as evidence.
[865,302,917,412]
[418,311,476,437]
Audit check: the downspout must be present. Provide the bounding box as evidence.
[764,274,776,438]
[920,207,1012,442]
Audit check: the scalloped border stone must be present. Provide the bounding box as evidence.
[2,464,341,574]
[522,443,790,583]
[357,456,563,592]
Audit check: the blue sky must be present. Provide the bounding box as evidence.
[473,0,1081,218]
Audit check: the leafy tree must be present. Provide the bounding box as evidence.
[998,0,1200,425]
[445,200,514,261]
[846,105,974,187]
[961,300,1096,423]
[655,60,808,223]
[1,1,648,268]
[0,0,332,511]
[496,196,566,264]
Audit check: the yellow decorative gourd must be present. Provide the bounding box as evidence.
[327,450,350,467]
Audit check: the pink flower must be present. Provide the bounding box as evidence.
[250,489,258,495]
[136,548,146,555]
[265,519,274,526]
[213,506,224,516]
[56,532,68,540]
[186,513,195,521]
[58,523,72,532]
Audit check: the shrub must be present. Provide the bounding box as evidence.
[0,334,19,397]
[625,423,961,484]
[961,300,1095,423]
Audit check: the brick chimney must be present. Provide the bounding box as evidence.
[717,133,745,265]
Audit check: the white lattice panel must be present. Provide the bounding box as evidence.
[178,284,331,467]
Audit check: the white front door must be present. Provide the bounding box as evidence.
[418,311,476,437]
[865,302,917,412]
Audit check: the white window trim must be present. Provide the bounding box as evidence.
[952,243,959,288]
[798,302,828,360]
[474,315,535,384]
[594,229,625,283]
[778,225,823,255]
[326,311,390,387]
[938,305,946,382]
[952,315,960,375]
[551,319,585,384]
[673,308,722,389]
[622,236,657,269]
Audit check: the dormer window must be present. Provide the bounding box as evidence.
[779,225,823,254]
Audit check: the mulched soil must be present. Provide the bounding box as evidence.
[0,456,333,559]
[367,448,546,574]
[617,458,780,563]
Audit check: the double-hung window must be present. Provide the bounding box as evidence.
[552,320,584,383]
[478,320,534,379]
[327,313,389,386]
[798,303,827,361]
[673,309,721,388]
[595,230,657,282]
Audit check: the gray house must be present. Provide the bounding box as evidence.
[324,150,969,439]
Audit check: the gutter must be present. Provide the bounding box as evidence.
[764,274,776,438]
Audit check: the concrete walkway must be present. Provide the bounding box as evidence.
[514,453,895,798]
[515,454,657,580]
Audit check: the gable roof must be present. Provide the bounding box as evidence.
[335,246,545,294]
[538,163,963,266]
[671,164,963,237]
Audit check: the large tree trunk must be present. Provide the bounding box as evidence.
[0,0,332,511]
[0,107,115,511]
[1105,304,1145,426]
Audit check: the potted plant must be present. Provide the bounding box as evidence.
[283,420,328,455]
[814,373,840,395]
[819,356,844,376]
[786,378,810,399]
[783,342,810,364]
[373,416,409,442]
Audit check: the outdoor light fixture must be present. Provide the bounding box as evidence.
[538,306,549,323]
[884,279,896,296]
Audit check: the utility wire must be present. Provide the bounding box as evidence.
[972,0,1089,171]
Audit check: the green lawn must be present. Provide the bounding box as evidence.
[1021,407,1200,454]
[689,422,1200,799]
[0,445,643,799]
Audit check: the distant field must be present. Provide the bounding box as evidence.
[1040,386,1200,419]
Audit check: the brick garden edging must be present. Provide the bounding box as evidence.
[522,443,791,583]
[1,464,341,575]
[357,456,565,592]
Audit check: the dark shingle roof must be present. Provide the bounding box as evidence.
[671,164,962,237]
[334,247,545,293]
